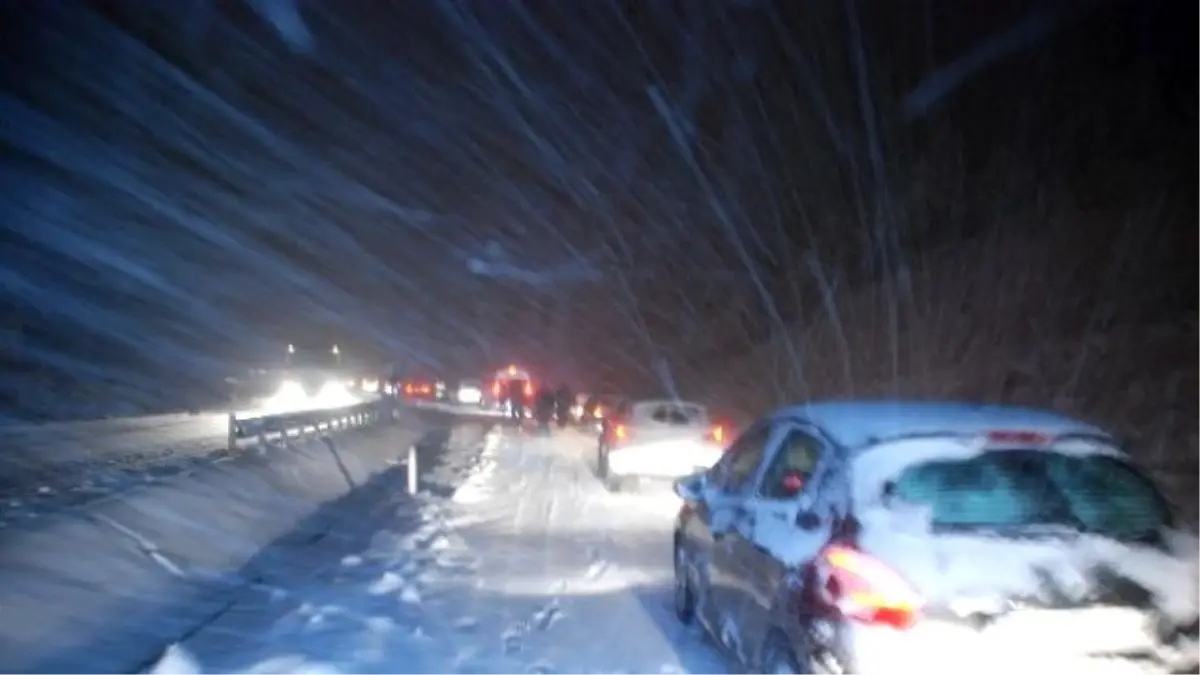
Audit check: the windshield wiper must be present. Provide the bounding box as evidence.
[999,522,1083,537]
[933,521,1083,537]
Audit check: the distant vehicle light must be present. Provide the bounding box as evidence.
[706,424,726,444]
[268,380,309,410]
[315,380,354,407]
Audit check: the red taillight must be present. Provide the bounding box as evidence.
[613,423,628,442]
[706,424,726,444]
[491,382,501,397]
[404,383,414,394]
[818,545,922,630]
[523,382,534,397]
[986,430,1051,446]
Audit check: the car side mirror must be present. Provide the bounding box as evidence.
[674,473,706,502]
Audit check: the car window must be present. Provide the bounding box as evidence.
[650,405,701,426]
[712,424,772,493]
[889,450,1173,541]
[759,429,824,500]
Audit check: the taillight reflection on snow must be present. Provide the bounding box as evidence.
[818,545,923,630]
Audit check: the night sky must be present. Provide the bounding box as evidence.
[0,0,1195,421]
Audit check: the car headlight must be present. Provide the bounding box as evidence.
[277,380,306,399]
[318,380,348,400]
[266,380,309,410]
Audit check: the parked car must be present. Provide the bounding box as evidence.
[671,399,1198,674]
[596,398,730,492]
[399,379,436,401]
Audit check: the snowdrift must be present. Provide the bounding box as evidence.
[0,409,487,673]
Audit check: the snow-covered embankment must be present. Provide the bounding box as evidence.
[0,408,490,673]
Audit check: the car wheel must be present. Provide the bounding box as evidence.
[673,543,696,624]
[758,629,810,675]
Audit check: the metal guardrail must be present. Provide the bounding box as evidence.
[226,398,392,452]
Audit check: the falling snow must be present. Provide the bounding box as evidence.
[0,0,1194,672]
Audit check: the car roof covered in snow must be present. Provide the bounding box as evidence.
[771,399,1111,452]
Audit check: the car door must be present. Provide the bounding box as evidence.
[703,423,774,648]
[728,422,842,661]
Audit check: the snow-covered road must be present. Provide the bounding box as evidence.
[152,425,727,674]
[0,398,399,523]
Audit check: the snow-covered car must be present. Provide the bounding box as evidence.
[671,400,1198,674]
[596,399,729,492]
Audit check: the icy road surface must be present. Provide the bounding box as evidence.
[153,426,726,674]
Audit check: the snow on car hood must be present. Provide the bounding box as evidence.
[858,504,1200,624]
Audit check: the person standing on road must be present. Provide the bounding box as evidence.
[534,387,556,433]
[507,378,529,422]
[554,383,573,428]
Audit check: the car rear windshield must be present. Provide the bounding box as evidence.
[887,449,1173,541]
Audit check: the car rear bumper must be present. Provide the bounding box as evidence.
[609,441,720,478]
[839,620,1196,674]
[608,464,714,481]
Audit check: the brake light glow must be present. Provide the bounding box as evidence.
[819,545,923,630]
[613,423,628,442]
[491,381,502,397]
[706,424,726,444]
[523,381,534,397]
[986,430,1051,446]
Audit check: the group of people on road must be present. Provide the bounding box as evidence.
[498,379,574,432]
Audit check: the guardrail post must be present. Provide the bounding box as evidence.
[407,445,418,494]
[227,413,237,452]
